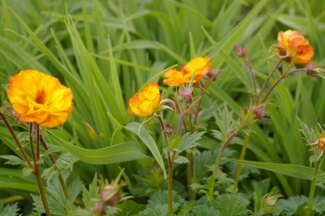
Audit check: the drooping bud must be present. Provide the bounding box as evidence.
[253,105,266,119]
[206,69,220,81]
[234,45,247,58]
[305,62,325,78]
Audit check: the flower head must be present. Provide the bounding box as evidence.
[277,30,314,64]
[7,70,73,128]
[163,56,211,86]
[128,83,161,118]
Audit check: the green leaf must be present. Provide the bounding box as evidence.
[169,136,181,151]
[0,202,20,216]
[125,122,166,178]
[225,159,325,182]
[297,118,317,143]
[0,155,25,166]
[178,131,205,153]
[115,200,146,216]
[173,155,189,164]
[80,174,99,213]
[277,195,308,216]
[190,204,220,216]
[48,131,148,165]
[55,152,79,172]
[211,194,250,216]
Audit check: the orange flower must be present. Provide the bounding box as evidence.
[128,83,161,118]
[163,56,211,86]
[277,30,314,64]
[7,70,73,128]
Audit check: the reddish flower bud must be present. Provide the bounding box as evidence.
[164,123,174,136]
[234,45,247,58]
[179,86,193,102]
[206,69,220,81]
[253,105,266,119]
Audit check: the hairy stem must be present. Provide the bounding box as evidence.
[40,136,70,200]
[32,124,51,216]
[234,130,251,188]
[0,112,33,168]
[157,116,173,213]
[256,58,284,104]
[213,130,239,176]
[261,74,286,103]
[307,158,321,211]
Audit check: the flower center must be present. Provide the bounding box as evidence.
[35,89,47,104]
[297,48,303,55]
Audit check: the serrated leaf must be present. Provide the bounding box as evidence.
[297,118,317,143]
[55,152,79,172]
[277,195,308,216]
[0,155,25,166]
[22,167,33,177]
[211,194,250,216]
[115,200,145,216]
[214,104,235,140]
[0,202,20,216]
[190,204,221,216]
[173,155,189,164]
[137,204,170,216]
[177,131,205,153]
[169,136,181,151]
[313,196,325,214]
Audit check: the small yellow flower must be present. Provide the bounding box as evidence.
[163,56,211,86]
[7,70,73,128]
[277,30,314,65]
[128,83,161,118]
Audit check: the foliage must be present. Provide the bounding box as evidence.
[1,0,325,215]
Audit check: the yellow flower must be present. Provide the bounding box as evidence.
[277,30,314,65]
[163,56,211,86]
[128,83,161,118]
[7,70,73,128]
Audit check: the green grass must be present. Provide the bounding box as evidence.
[1,0,325,212]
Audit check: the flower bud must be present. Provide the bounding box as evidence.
[319,137,325,151]
[206,69,220,81]
[234,45,247,58]
[253,105,266,119]
[264,194,282,207]
[305,62,325,78]
[179,86,193,102]
[164,123,173,136]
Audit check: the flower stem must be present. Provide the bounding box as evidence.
[40,136,70,200]
[307,158,321,211]
[256,58,284,104]
[213,130,239,176]
[261,74,286,103]
[234,130,251,188]
[31,124,51,216]
[245,57,258,103]
[0,112,33,168]
[34,162,51,216]
[157,116,173,213]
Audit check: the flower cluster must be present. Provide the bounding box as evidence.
[6,70,73,128]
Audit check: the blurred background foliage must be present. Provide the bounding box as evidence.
[1,0,325,213]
